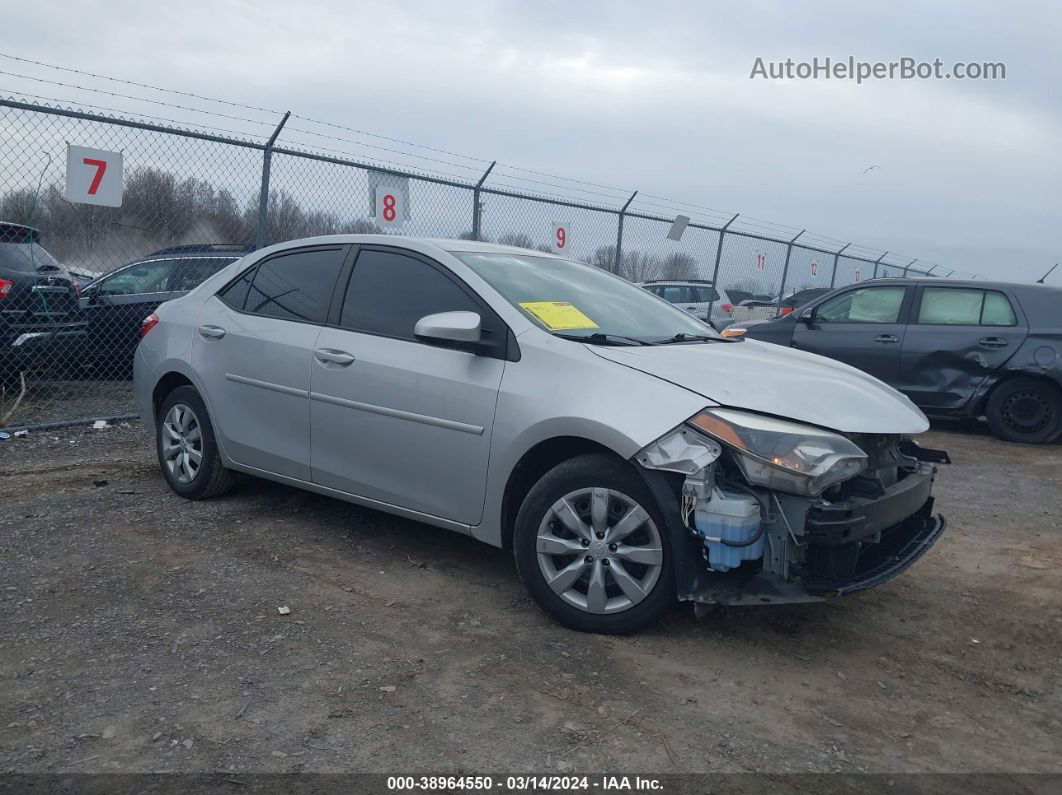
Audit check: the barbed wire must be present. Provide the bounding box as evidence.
[0,52,976,276]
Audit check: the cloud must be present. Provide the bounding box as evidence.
[1,0,1058,280]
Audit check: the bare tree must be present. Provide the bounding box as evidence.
[659,252,698,280]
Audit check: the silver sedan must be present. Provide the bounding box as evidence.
[134,236,947,634]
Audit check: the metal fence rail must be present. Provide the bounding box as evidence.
[0,96,964,431]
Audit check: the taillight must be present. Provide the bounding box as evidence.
[721,303,733,315]
[141,312,160,337]
[0,278,12,299]
[780,306,793,315]
[72,281,81,299]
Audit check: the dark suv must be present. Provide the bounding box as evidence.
[728,278,1062,444]
[0,223,85,385]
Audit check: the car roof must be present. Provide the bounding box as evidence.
[854,276,1062,297]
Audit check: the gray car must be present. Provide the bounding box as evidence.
[725,279,1062,444]
[134,236,948,634]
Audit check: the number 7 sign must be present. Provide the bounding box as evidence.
[65,145,123,207]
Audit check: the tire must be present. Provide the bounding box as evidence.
[514,453,675,634]
[156,385,235,499]
[985,377,1062,444]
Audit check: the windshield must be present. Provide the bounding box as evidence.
[454,252,719,343]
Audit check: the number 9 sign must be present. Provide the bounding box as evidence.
[375,186,406,227]
[65,145,123,207]
[552,222,570,251]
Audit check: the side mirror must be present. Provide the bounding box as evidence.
[414,311,482,345]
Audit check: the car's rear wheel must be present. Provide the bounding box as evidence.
[986,377,1062,444]
[514,454,674,634]
[156,385,235,499]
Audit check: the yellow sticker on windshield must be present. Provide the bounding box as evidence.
[519,301,599,330]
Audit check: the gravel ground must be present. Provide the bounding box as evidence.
[0,421,1059,781]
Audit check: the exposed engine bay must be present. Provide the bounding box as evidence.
[636,416,949,609]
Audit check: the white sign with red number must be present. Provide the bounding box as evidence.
[65,145,123,207]
[552,222,570,252]
[374,185,406,228]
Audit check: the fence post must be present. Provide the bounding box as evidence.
[471,161,496,241]
[776,229,805,309]
[901,258,918,278]
[706,213,739,320]
[872,251,889,279]
[830,243,851,288]
[613,191,638,274]
[255,111,290,250]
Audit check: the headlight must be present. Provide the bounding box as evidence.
[688,408,867,496]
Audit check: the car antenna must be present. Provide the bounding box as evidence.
[1036,263,1058,284]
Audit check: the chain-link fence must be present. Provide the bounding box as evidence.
[0,96,966,432]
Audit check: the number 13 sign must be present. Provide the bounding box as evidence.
[65,145,123,207]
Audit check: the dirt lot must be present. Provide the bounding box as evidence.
[1,421,1059,781]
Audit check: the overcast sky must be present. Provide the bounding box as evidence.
[2,0,1060,281]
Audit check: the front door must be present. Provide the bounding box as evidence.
[310,247,505,525]
[792,284,911,384]
[191,245,348,480]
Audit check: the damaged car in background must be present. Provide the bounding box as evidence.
[134,236,948,634]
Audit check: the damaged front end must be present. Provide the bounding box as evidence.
[635,410,948,611]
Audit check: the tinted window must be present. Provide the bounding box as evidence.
[245,248,345,323]
[99,260,173,295]
[169,258,235,292]
[690,286,720,302]
[918,288,1017,327]
[340,249,479,339]
[816,286,906,324]
[219,265,257,311]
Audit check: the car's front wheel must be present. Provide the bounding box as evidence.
[156,385,235,499]
[986,377,1062,444]
[514,454,674,634]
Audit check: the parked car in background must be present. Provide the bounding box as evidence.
[638,279,737,329]
[135,235,947,634]
[1,223,85,386]
[778,287,833,315]
[728,295,779,324]
[80,244,252,376]
[723,278,1062,444]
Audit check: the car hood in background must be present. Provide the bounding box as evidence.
[589,340,929,434]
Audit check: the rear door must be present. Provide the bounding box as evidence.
[309,246,506,524]
[191,245,348,480]
[791,284,911,383]
[899,286,1027,410]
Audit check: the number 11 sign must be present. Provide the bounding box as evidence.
[65,145,123,207]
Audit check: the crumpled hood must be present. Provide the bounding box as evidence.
[589,339,929,434]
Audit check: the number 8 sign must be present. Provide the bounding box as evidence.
[375,186,406,228]
[552,222,570,251]
[65,145,123,207]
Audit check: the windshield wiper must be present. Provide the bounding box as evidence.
[653,333,728,344]
[553,332,651,346]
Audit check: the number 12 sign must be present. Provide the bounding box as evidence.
[65,145,123,207]
[552,222,570,252]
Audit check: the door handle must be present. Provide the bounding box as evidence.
[314,348,355,366]
[873,334,900,344]
[978,337,1009,350]
[198,325,226,340]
